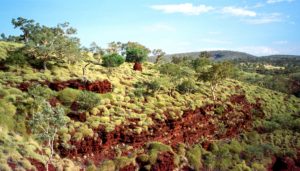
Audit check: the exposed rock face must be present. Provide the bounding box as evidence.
[119,163,137,171]
[58,94,264,165]
[58,108,214,163]
[133,62,142,71]
[18,79,113,94]
[28,158,55,171]
[18,82,33,91]
[151,152,175,171]
[49,79,112,93]
[269,156,300,171]
[0,63,9,71]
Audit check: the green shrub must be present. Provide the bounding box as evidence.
[187,145,202,171]
[58,88,81,105]
[13,113,27,135]
[5,49,28,66]
[208,142,219,153]
[86,164,97,171]
[76,91,101,111]
[176,80,197,94]
[229,140,243,154]
[114,156,134,170]
[0,89,9,97]
[98,160,115,171]
[263,120,280,132]
[214,104,226,115]
[102,53,125,67]
[251,162,266,171]
[147,142,173,165]
[244,145,265,160]
[190,57,210,72]
[0,99,16,129]
[177,143,186,156]
[28,84,55,99]
[137,154,149,164]
[272,114,293,130]
[216,158,232,171]
[124,42,150,63]
[147,142,172,152]
[146,80,161,94]
[134,88,146,97]
[159,63,193,78]
[292,118,300,131]
[232,161,251,171]
[202,152,215,170]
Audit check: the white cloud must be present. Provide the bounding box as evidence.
[150,3,214,15]
[201,38,232,44]
[267,0,294,4]
[222,7,257,17]
[245,13,283,24]
[273,40,288,45]
[237,46,279,56]
[144,23,176,32]
[208,31,222,35]
[253,2,265,8]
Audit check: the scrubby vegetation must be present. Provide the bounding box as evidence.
[0,17,299,171]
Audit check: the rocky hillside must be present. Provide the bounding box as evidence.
[149,50,300,63]
[149,50,256,62]
[0,41,300,171]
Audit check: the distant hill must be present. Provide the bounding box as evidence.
[149,50,256,62]
[149,50,300,63]
[261,54,300,60]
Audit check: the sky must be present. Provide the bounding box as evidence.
[1,0,300,56]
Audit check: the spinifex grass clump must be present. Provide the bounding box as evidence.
[0,16,299,171]
[75,90,101,112]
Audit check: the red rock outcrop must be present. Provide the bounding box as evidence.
[150,151,175,171]
[119,163,137,171]
[268,156,300,171]
[27,158,55,171]
[58,94,263,166]
[133,62,142,71]
[17,79,112,94]
[48,79,112,93]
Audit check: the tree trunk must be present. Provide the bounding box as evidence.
[133,62,142,71]
[155,56,161,64]
[82,63,91,83]
[211,84,216,102]
[46,140,52,171]
[43,61,48,71]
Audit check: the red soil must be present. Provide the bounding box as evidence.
[7,158,16,170]
[48,97,59,107]
[0,63,9,71]
[67,111,87,122]
[27,158,55,171]
[48,79,112,93]
[181,166,194,171]
[133,62,142,71]
[269,156,300,171]
[18,82,34,91]
[150,151,175,171]
[58,94,263,166]
[18,79,112,94]
[119,163,137,171]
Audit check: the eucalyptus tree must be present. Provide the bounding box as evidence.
[152,49,166,64]
[198,61,235,101]
[124,41,150,71]
[11,17,81,70]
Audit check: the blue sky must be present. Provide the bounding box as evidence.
[1,0,299,56]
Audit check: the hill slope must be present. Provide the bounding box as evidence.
[0,41,299,170]
[149,50,300,63]
[149,50,256,62]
